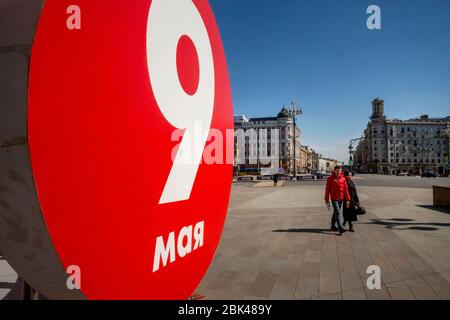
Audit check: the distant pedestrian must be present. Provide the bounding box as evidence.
[273,173,279,187]
[343,170,360,232]
[324,166,350,235]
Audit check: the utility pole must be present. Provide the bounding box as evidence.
[288,101,303,178]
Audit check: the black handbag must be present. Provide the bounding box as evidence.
[355,206,366,215]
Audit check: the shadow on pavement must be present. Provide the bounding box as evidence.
[366,218,450,231]
[416,205,450,215]
[272,228,336,235]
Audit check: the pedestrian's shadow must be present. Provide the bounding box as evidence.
[365,218,450,231]
[415,205,450,215]
[273,228,336,235]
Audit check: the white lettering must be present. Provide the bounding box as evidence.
[153,221,204,272]
[153,232,176,272]
[193,221,204,250]
[177,225,193,258]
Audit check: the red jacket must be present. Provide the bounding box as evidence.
[325,173,350,202]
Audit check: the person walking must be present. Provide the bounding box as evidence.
[324,166,350,235]
[343,170,360,232]
[273,173,279,187]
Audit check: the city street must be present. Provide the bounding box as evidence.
[196,174,450,300]
[1,175,449,300]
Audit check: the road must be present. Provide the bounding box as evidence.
[286,174,450,189]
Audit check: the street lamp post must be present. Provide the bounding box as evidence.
[412,132,435,175]
[441,127,450,176]
[287,101,303,178]
[348,137,364,174]
[234,143,239,186]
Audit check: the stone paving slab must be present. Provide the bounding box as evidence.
[252,181,285,188]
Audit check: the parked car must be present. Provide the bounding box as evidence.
[342,166,357,176]
[421,171,437,178]
[396,171,408,176]
[313,171,329,179]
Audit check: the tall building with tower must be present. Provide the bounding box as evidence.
[355,98,450,175]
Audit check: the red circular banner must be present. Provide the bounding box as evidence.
[28,0,233,299]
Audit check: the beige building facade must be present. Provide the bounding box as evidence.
[234,106,302,175]
[356,98,450,175]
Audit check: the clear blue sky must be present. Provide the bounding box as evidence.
[210,0,450,163]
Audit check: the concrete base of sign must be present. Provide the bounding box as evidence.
[0,0,84,299]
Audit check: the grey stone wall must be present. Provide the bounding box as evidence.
[0,0,84,299]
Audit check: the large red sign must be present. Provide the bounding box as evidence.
[28,0,233,299]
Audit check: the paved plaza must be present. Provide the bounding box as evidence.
[1,175,450,300]
[196,175,450,300]
[0,253,21,300]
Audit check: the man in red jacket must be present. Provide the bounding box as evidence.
[324,166,350,234]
